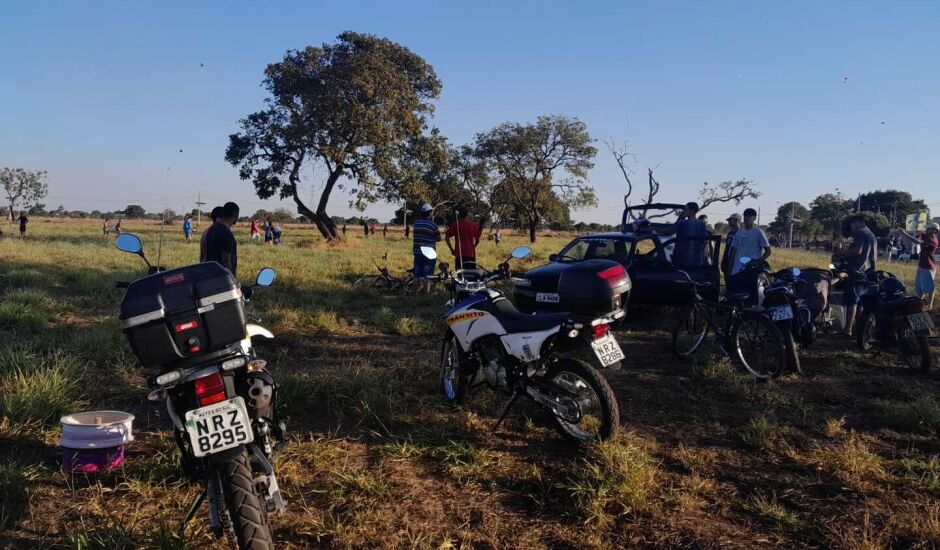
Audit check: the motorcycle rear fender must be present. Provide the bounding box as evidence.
[208,445,247,464]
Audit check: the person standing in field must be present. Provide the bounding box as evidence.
[494,229,502,247]
[404,223,410,239]
[382,224,388,238]
[413,204,441,292]
[183,214,194,243]
[836,215,879,336]
[899,222,938,309]
[272,222,282,246]
[363,222,368,237]
[200,206,224,261]
[446,205,481,269]
[370,222,376,236]
[203,202,240,276]
[250,217,261,242]
[114,219,123,234]
[721,213,742,277]
[342,223,347,237]
[18,212,28,237]
[103,217,112,237]
[726,208,772,304]
[264,219,273,245]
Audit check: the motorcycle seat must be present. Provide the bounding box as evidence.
[490,298,570,333]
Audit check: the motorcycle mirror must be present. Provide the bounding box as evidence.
[739,256,752,264]
[115,233,143,255]
[510,246,532,259]
[792,267,801,277]
[255,267,276,287]
[828,263,836,270]
[420,246,438,260]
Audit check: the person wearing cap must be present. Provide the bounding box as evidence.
[900,222,938,308]
[726,208,771,304]
[413,204,441,292]
[721,213,742,276]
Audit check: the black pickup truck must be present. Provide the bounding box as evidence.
[514,204,722,312]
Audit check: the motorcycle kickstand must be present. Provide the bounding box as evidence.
[179,487,207,535]
[492,390,520,434]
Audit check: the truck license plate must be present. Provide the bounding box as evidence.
[185,397,253,457]
[591,333,625,367]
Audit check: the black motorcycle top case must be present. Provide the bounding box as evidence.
[120,262,246,366]
[556,259,631,317]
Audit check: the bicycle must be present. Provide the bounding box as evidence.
[353,252,409,290]
[671,273,786,380]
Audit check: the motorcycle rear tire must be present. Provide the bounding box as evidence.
[856,310,876,351]
[899,332,933,373]
[217,449,274,550]
[546,359,619,444]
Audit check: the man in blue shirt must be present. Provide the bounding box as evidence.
[182,214,194,243]
[412,203,441,292]
[658,202,709,267]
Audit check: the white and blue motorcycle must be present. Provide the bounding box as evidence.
[434,246,624,443]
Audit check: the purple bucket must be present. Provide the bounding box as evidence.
[62,445,126,474]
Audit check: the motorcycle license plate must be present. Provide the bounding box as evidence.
[591,333,625,367]
[536,292,560,303]
[908,312,935,334]
[770,305,794,321]
[185,397,253,458]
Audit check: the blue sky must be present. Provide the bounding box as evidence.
[1,0,938,223]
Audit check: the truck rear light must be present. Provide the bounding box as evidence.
[597,265,628,288]
[194,372,226,406]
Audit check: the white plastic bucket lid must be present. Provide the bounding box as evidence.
[60,410,135,449]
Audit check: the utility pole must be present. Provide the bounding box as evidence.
[195,192,205,229]
[788,203,802,248]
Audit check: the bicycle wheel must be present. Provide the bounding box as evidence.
[732,314,785,380]
[354,275,385,289]
[672,302,709,358]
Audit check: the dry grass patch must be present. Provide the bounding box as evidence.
[671,443,718,474]
[568,432,659,528]
[748,490,799,527]
[815,435,886,492]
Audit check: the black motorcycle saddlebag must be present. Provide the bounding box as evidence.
[119,262,246,367]
[556,259,631,317]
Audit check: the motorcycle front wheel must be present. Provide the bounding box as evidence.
[546,359,619,443]
[216,449,274,550]
[441,333,472,405]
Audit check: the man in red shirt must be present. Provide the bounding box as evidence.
[900,222,938,309]
[446,205,481,269]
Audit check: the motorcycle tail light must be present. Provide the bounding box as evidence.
[194,372,226,406]
[592,323,610,340]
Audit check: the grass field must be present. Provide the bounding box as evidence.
[1,218,938,549]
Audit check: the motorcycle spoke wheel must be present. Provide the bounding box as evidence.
[899,330,933,373]
[440,335,469,404]
[546,360,618,444]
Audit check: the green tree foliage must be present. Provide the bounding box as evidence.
[1,167,48,221]
[253,208,296,224]
[809,193,854,237]
[474,115,597,242]
[857,190,926,224]
[123,205,146,218]
[225,31,442,241]
[768,201,810,237]
[854,211,891,237]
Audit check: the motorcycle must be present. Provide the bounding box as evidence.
[115,233,285,549]
[840,268,935,373]
[762,266,815,374]
[433,245,626,443]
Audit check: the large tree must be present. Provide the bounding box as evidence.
[123,204,146,218]
[225,32,442,241]
[475,115,597,242]
[768,201,810,242]
[857,190,926,224]
[1,167,48,222]
[809,193,854,237]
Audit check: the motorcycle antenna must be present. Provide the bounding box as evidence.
[156,165,170,271]
[454,204,463,272]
